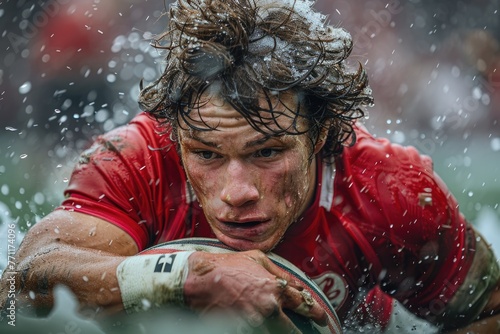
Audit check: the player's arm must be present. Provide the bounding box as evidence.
[345,133,500,331]
[449,290,500,334]
[0,210,327,331]
[445,240,500,333]
[0,210,137,316]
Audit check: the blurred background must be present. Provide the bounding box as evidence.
[0,0,499,295]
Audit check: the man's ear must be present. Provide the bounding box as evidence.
[313,124,329,154]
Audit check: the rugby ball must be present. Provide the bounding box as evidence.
[140,237,342,334]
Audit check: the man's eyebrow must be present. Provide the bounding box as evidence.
[187,133,220,149]
[244,135,274,148]
[186,132,276,149]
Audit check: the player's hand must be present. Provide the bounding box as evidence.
[183,250,328,333]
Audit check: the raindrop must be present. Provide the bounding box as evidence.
[392,131,406,144]
[451,66,460,78]
[141,298,151,310]
[95,109,110,123]
[472,87,482,100]
[491,138,500,151]
[1,184,9,195]
[19,81,32,94]
[33,192,45,205]
[107,74,116,83]
[20,154,28,159]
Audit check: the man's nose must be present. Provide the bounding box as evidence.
[220,160,260,207]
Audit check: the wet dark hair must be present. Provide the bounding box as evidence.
[138,0,373,161]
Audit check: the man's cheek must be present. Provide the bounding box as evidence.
[185,166,212,196]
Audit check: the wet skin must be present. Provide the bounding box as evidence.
[177,94,323,252]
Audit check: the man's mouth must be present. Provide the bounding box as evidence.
[217,219,273,238]
[222,221,264,228]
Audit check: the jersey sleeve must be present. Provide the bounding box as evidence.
[58,113,189,251]
[335,125,498,328]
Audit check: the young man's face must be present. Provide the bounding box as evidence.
[177,94,321,252]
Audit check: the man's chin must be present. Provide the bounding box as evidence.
[216,234,277,252]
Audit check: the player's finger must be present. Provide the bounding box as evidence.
[281,286,328,327]
[255,255,302,288]
[245,252,328,327]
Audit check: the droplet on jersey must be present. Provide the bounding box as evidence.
[418,193,432,206]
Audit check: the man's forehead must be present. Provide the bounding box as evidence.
[176,89,308,137]
[201,87,301,110]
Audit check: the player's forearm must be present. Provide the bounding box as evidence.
[0,242,125,316]
[481,277,500,316]
[446,312,500,333]
[452,278,500,333]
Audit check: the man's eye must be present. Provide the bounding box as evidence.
[196,151,216,160]
[255,148,278,158]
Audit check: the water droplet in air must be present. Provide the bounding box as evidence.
[19,81,32,94]
[491,138,500,151]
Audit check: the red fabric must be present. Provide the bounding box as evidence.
[58,113,475,328]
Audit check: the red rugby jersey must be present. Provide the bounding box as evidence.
[59,112,474,329]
